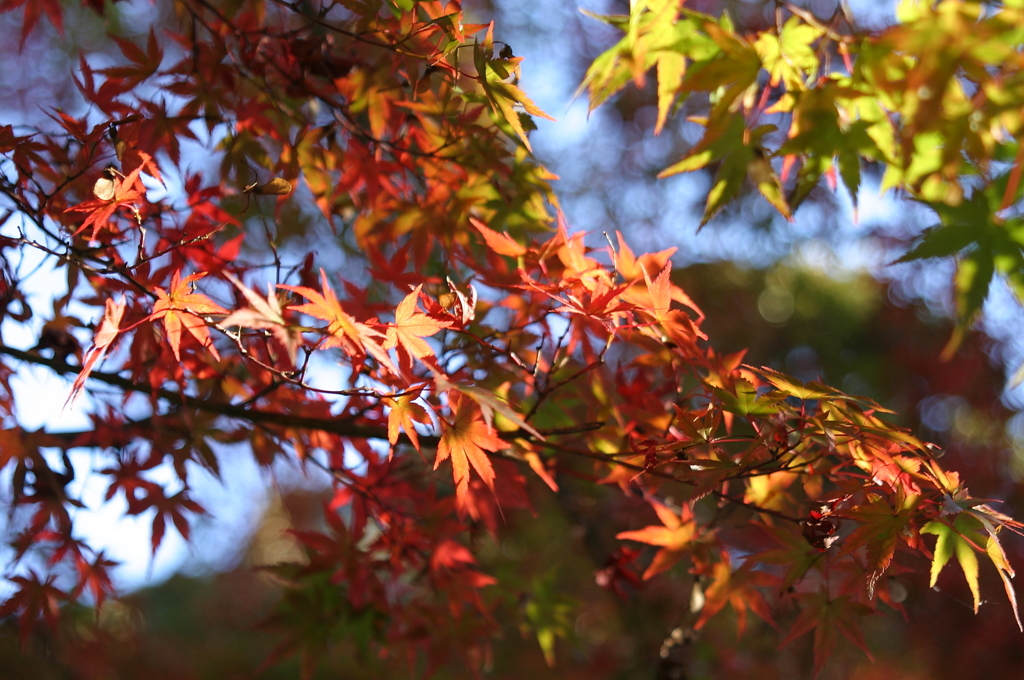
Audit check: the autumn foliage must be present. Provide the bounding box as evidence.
[0,0,1023,677]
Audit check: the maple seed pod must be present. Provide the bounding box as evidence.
[93,169,118,201]
[439,277,477,325]
[247,178,292,195]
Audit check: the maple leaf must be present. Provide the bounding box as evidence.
[384,285,451,360]
[617,500,697,579]
[470,216,527,257]
[781,590,874,678]
[64,160,148,241]
[436,378,543,439]
[435,392,508,509]
[743,470,797,512]
[920,478,1024,627]
[0,571,66,647]
[0,0,63,49]
[281,269,397,374]
[125,486,207,554]
[99,451,161,505]
[660,115,790,226]
[66,296,125,406]
[713,378,784,417]
[384,390,432,455]
[921,513,987,614]
[626,260,707,346]
[474,24,555,152]
[220,272,302,365]
[102,29,164,90]
[521,570,574,668]
[753,521,826,591]
[642,261,704,324]
[984,529,1023,632]
[836,490,914,598]
[548,279,632,326]
[694,557,777,634]
[71,549,119,608]
[521,444,559,492]
[613,231,676,282]
[149,271,228,362]
[851,442,923,495]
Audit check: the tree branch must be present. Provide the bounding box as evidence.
[0,344,594,449]
[0,343,392,440]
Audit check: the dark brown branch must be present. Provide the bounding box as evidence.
[0,343,391,440]
[0,343,593,449]
[535,438,802,523]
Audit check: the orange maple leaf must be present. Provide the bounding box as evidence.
[617,500,697,579]
[149,271,228,361]
[642,261,704,324]
[281,269,397,373]
[469,216,527,257]
[384,390,432,455]
[522,444,558,492]
[613,231,676,281]
[694,557,777,634]
[384,285,450,360]
[435,392,507,508]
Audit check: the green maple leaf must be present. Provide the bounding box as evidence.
[921,494,1024,629]
[895,174,1024,355]
[521,569,574,667]
[659,115,788,226]
[921,513,986,613]
[777,84,881,210]
[713,378,783,416]
[754,16,823,89]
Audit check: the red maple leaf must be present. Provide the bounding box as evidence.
[125,485,207,554]
[0,571,65,647]
[71,549,119,608]
[0,0,63,49]
[781,590,873,678]
[67,296,125,406]
[64,162,147,241]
